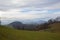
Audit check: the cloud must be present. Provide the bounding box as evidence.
[1,8,60,20]
[0,0,60,23]
[0,0,60,11]
[44,2,60,10]
[1,8,48,19]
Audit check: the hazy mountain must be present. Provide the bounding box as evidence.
[1,18,46,25]
[9,21,23,29]
[22,20,46,24]
[8,20,46,30]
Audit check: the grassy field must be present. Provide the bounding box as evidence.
[0,26,60,40]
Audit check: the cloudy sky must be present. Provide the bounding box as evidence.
[0,0,60,24]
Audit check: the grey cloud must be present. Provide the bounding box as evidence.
[0,0,60,11]
[25,0,60,8]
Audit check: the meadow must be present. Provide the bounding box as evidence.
[0,25,60,40]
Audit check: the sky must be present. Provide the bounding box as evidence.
[0,0,60,24]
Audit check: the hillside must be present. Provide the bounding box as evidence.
[48,22,60,32]
[0,25,60,40]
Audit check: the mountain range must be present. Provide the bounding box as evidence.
[8,20,46,30]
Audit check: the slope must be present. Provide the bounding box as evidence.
[48,22,60,32]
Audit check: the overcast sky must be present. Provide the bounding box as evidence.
[0,0,60,24]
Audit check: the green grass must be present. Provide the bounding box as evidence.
[0,26,60,40]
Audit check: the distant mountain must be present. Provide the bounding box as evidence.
[22,20,46,24]
[9,21,23,29]
[32,20,46,24]
[8,20,46,30]
[1,18,46,25]
[8,21,36,30]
